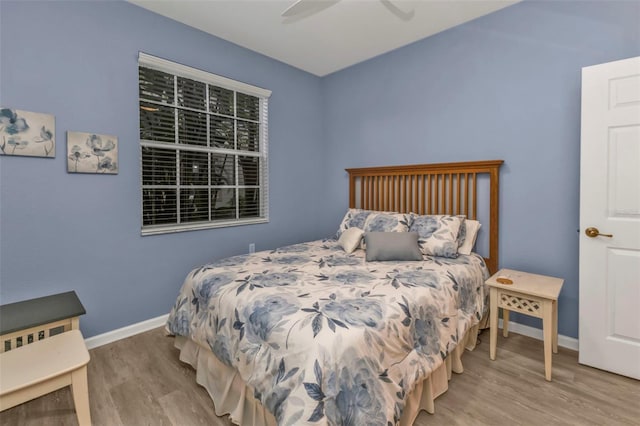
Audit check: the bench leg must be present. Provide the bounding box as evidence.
[71,366,91,426]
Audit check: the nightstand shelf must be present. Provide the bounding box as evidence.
[487,269,564,381]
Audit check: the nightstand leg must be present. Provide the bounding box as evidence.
[543,301,553,381]
[552,300,558,354]
[502,309,510,338]
[490,288,498,360]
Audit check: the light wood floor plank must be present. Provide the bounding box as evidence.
[1,327,638,425]
[158,389,226,426]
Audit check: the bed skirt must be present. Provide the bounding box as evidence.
[171,323,481,426]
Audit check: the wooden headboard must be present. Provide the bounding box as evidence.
[346,160,504,273]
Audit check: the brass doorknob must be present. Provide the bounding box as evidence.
[585,227,613,238]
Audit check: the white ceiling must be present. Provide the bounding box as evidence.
[129,0,519,76]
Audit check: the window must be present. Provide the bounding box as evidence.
[138,53,271,235]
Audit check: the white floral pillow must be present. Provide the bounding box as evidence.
[456,215,467,248]
[336,209,374,238]
[363,212,411,233]
[458,219,481,255]
[338,227,365,254]
[409,214,464,258]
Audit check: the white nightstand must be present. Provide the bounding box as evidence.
[487,269,564,381]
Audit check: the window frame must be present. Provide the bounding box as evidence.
[138,53,271,236]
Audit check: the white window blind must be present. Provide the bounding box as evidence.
[138,53,271,235]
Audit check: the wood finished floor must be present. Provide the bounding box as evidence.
[1,327,638,426]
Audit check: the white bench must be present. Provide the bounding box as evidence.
[0,329,92,425]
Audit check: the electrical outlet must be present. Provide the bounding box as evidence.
[249,243,255,254]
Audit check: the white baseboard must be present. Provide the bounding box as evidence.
[83,314,579,352]
[497,319,579,351]
[84,314,169,350]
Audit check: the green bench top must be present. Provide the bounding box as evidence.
[0,291,86,335]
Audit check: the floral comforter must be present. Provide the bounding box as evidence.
[166,239,489,426]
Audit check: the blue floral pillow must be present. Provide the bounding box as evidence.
[336,209,374,238]
[456,215,467,248]
[363,212,411,233]
[409,214,464,258]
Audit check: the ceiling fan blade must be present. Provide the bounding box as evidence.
[380,0,415,21]
[281,0,340,18]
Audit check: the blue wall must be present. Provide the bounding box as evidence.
[2,1,639,340]
[320,1,640,338]
[0,1,327,337]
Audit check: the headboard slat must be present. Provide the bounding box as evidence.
[464,174,469,217]
[456,173,462,216]
[472,173,478,220]
[346,160,503,274]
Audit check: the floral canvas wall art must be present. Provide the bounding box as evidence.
[67,131,118,174]
[0,108,55,158]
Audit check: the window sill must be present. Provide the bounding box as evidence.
[141,217,268,236]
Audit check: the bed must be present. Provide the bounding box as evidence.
[166,160,503,426]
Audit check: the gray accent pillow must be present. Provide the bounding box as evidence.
[364,232,423,262]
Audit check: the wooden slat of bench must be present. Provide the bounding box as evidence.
[0,317,79,353]
[0,330,89,395]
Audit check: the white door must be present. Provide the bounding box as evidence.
[580,56,640,379]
